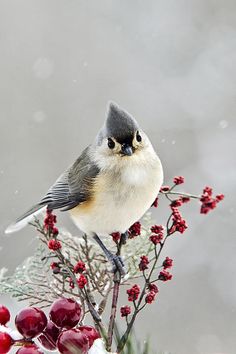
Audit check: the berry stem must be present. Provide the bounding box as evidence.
[107,272,121,351]
[162,190,200,199]
[106,235,125,351]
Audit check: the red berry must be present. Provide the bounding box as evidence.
[149,234,163,245]
[139,255,149,271]
[77,326,100,348]
[150,225,164,234]
[181,196,190,203]
[203,186,213,196]
[145,291,156,304]
[158,270,173,282]
[48,239,62,251]
[16,345,43,354]
[128,221,141,238]
[0,305,10,325]
[52,227,59,235]
[49,298,82,329]
[170,199,182,208]
[73,261,86,274]
[15,307,47,338]
[120,306,131,318]
[162,256,173,269]
[57,329,89,354]
[77,274,87,289]
[160,185,170,192]
[173,176,184,185]
[216,194,224,201]
[38,321,60,350]
[148,283,159,294]
[0,332,12,354]
[127,284,140,301]
[111,232,121,243]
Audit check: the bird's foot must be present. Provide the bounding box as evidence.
[93,234,126,277]
[108,254,126,276]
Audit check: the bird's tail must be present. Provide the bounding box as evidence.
[5,204,47,234]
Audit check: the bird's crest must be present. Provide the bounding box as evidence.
[105,102,138,141]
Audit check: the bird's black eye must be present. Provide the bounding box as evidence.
[136,131,142,142]
[108,138,115,149]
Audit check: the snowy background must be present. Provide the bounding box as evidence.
[0,1,235,353]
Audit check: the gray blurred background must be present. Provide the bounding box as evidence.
[0,1,235,353]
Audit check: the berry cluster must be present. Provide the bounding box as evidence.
[145,291,156,304]
[173,176,185,185]
[111,232,121,243]
[149,224,164,245]
[74,261,86,274]
[158,270,173,282]
[165,194,189,235]
[162,256,173,269]
[128,221,141,238]
[44,209,62,251]
[148,283,159,294]
[127,284,141,302]
[200,186,224,214]
[77,274,88,289]
[139,255,149,271]
[120,306,131,318]
[0,298,100,354]
[170,207,188,234]
[44,209,58,235]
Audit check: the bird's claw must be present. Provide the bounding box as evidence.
[109,254,126,276]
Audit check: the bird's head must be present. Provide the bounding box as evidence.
[94,102,154,170]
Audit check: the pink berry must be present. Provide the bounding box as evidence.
[0,332,12,354]
[77,326,100,348]
[15,307,47,338]
[57,329,89,354]
[49,298,82,329]
[0,305,10,325]
[16,345,43,354]
[38,321,60,350]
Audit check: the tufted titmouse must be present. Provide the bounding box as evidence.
[5,102,163,272]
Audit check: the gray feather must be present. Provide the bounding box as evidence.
[40,146,100,211]
[15,204,45,224]
[105,102,139,141]
[9,146,99,228]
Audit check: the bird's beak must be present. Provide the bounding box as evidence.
[121,144,133,156]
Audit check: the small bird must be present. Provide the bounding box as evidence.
[5,102,163,273]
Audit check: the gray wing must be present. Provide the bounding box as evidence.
[39,146,100,211]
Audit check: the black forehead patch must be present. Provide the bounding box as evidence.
[115,134,134,146]
[105,102,139,141]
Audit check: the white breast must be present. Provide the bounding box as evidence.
[121,164,149,186]
[70,148,163,236]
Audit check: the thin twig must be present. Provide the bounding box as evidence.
[106,236,125,351]
[163,190,200,199]
[107,272,121,351]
